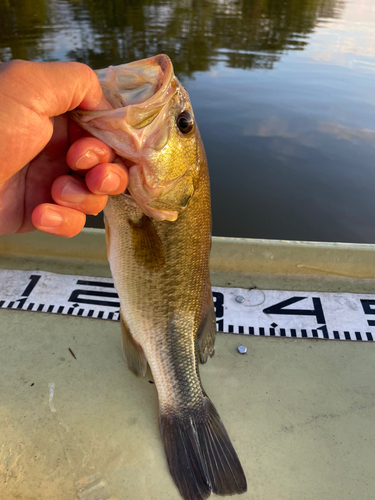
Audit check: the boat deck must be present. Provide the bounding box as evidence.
[1,230,375,500]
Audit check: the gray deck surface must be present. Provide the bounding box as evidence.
[1,231,375,499]
[1,309,375,500]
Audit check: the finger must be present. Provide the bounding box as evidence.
[0,60,112,184]
[51,175,108,215]
[68,119,86,144]
[85,162,129,195]
[66,136,116,171]
[32,204,86,238]
[27,60,112,113]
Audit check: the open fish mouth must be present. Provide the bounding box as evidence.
[70,54,195,221]
[97,54,174,112]
[72,54,177,157]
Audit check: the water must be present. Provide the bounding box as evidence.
[2,0,375,243]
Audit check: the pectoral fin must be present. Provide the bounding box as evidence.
[120,312,148,377]
[128,215,166,270]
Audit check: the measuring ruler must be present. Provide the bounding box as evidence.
[1,269,375,341]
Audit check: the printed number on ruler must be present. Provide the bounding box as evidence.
[213,287,375,340]
[0,271,120,320]
[1,270,375,340]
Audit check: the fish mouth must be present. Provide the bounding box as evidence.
[97,54,174,111]
[71,54,178,162]
[70,54,190,221]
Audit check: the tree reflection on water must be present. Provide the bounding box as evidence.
[1,0,344,74]
[1,0,52,60]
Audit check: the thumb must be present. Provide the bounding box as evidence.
[0,60,110,184]
[26,60,110,114]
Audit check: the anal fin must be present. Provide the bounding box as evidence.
[120,312,147,377]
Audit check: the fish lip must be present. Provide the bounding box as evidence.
[122,160,197,220]
[124,164,179,221]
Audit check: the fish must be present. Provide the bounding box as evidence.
[70,54,247,500]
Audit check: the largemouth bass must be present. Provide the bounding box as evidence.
[71,54,247,500]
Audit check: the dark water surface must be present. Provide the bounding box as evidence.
[2,0,375,243]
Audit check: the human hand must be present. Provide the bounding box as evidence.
[0,60,128,237]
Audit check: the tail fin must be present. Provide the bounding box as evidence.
[159,398,247,500]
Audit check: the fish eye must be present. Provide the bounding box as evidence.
[176,111,194,134]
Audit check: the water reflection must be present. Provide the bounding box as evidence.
[1,0,52,60]
[1,0,344,73]
[4,0,375,243]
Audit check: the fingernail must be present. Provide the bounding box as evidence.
[76,151,99,170]
[100,171,121,192]
[61,179,86,203]
[39,207,63,228]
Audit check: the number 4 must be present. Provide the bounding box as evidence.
[263,297,326,324]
